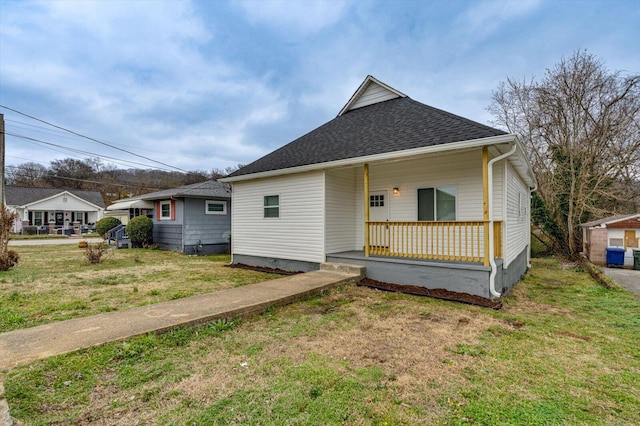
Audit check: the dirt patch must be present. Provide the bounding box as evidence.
[358,278,503,309]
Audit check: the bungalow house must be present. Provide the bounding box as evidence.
[581,213,640,268]
[221,76,537,300]
[107,180,231,254]
[5,185,105,235]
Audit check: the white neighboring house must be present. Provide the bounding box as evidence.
[5,185,105,235]
[221,75,537,300]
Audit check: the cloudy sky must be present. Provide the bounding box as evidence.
[1,0,638,175]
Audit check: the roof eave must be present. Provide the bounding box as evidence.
[221,134,530,184]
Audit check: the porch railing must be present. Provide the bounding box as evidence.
[367,221,502,263]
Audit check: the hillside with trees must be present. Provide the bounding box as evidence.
[6,158,240,205]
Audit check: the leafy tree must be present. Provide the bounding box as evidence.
[489,50,640,258]
[126,216,153,248]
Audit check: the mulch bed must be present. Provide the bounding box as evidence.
[358,278,503,309]
[227,264,502,309]
[226,263,303,276]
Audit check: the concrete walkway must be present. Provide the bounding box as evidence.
[0,263,364,370]
[0,263,364,425]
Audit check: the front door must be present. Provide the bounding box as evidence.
[624,230,638,249]
[369,190,389,250]
[55,211,64,227]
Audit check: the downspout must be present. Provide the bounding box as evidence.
[527,179,538,269]
[488,141,517,298]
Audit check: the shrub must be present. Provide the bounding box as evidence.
[85,242,108,264]
[78,240,89,248]
[95,217,121,237]
[0,250,20,270]
[22,226,38,235]
[0,205,19,271]
[127,216,153,248]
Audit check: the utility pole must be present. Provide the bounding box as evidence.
[0,113,4,206]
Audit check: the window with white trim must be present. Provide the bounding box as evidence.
[205,200,227,215]
[34,211,43,226]
[264,195,279,218]
[75,211,84,224]
[160,201,172,220]
[417,186,457,221]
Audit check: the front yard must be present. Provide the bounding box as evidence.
[1,253,639,424]
[0,244,279,332]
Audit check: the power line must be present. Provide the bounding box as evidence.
[6,131,179,171]
[4,164,206,192]
[0,104,189,173]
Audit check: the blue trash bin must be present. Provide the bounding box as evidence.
[606,247,625,267]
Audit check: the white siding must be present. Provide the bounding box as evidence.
[231,171,325,263]
[370,149,485,221]
[354,149,493,247]
[29,193,99,211]
[325,168,358,253]
[349,83,400,111]
[505,163,530,267]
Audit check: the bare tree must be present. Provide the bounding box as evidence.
[6,162,49,186]
[489,50,640,258]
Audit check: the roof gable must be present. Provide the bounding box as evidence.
[338,75,406,116]
[27,191,104,211]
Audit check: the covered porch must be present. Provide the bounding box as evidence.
[323,145,512,298]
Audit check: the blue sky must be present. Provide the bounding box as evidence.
[0,0,638,174]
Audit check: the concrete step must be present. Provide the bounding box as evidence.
[320,262,366,279]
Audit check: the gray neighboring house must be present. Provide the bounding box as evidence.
[5,185,105,234]
[107,180,231,254]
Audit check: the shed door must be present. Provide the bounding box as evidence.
[624,230,638,249]
[369,190,389,249]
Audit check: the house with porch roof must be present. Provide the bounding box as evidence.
[221,76,537,299]
[6,185,105,235]
[107,180,231,254]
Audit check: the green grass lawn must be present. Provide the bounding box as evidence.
[0,244,279,332]
[2,257,639,425]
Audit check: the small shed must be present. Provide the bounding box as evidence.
[581,214,640,268]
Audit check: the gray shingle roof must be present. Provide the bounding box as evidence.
[117,180,230,202]
[5,185,105,208]
[228,96,507,178]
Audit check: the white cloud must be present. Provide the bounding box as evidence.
[455,0,542,40]
[233,0,350,33]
